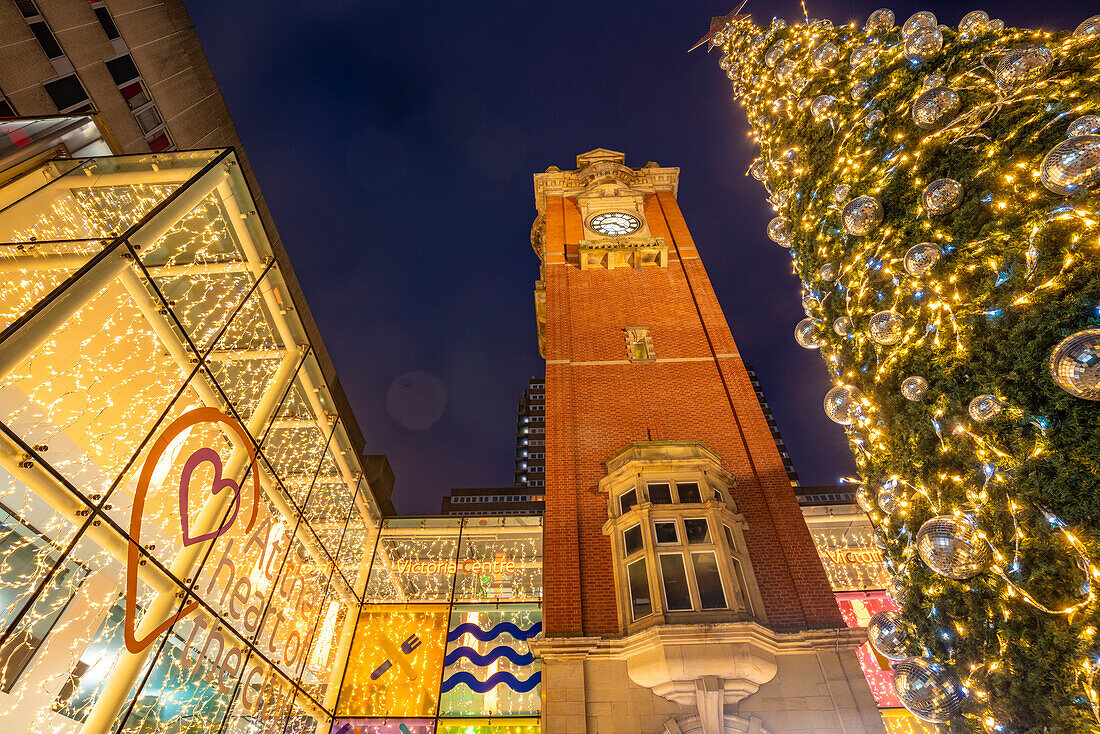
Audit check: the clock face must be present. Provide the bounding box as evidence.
[589,211,641,237]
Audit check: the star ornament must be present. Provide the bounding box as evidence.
[688,1,750,52]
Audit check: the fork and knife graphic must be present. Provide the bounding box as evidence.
[370,633,422,681]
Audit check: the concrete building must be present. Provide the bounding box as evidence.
[442,487,545,516]
[516,376,547,489]
[745,365,799,486]
[529,149,883,734]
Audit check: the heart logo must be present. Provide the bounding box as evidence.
[125,407,259,654]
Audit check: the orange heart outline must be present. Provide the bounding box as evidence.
[125,407,260,654]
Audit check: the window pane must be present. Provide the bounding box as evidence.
[654,521,678,545]
[0,99,14,117]
[134,105,162,133]
[43,75,88,111]
[648,483,672,504]
[684,518,710,544]
[146,130,172,152]
[731,557,754,615]
[14,0,37,17]
[627,558,652,620]
[659,555,692,611]
[94,7,120,39]
[624,525,643,556]
[618,488,637,515]
[29,22,63,58]
[676,482,702,503]
[120,80,150,110]
[105,54,140,85]
[723,525,736,551]
[691,552,727,610]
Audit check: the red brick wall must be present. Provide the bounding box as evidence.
[541,191,842,638]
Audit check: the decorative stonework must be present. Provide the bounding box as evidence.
[579,236,668,270]
[532,147,680,216]
[624,326,655,362]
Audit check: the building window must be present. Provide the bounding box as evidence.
[28,21,63,58]
[624,525,643,555]
[691,552,727,610]
[43,75,90,112]
[624,326,655,362]
[92,5,120,39]
[654,521,678,545]
[684,518,710,544]
[619,488,637,515]
[658,554,692,611]
[0,96,14,118]
[105,54,140,85]
[676,482,702,503]
[119,80,150,110]
[627,558,652,620]
[647,482,673,504]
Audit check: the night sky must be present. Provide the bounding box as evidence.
[186,0,1086,515]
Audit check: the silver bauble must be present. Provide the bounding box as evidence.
[795,318,825,349]
[719,54,733,71]
[904,243,942,276]
[958,10,990,39]
[1040,135,1100,196]
[824,385,866,425]
[811,94,837,121]
[922,178,963,215]
[1075,15,1100,39]
[833,316,853,336]
[867,610,909,660]
[904,28,943,63]
[771,17,787,30]
[797,97,811,111]
[864,109,885,127]
[812,42,840,70]
[893,658,964,723]
[750,159,767,181]
[1049,329,1100,400]
[833,183,852,203]
[842,195,884,236]
[856,485,876,513]
[770,189,791,208]
[767,216,792,246]
[851,81,872,101]
[865,8,896,33]
[968,394,1003,422]
[922,73,946,91]
[901,11,937,38]
[775,59,797,85]
[995,45,1054,91]
[916,515,990,580]
[850,44,875,68]
[901,376,930,401]
[878,484,898,514]
[989,18,1004,32]
[912,86,961,130]
[886,575,909,606]
[818,262,837,281]
[802,291,820,315]
[765,41,786,68]
[869,310,904,345]
[1069,115,1100,137]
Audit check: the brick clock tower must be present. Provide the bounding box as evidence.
[528,150,885,734]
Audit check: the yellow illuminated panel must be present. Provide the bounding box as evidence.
[436,718,541,734]
[339,605,450,717]
[880,708,936,733]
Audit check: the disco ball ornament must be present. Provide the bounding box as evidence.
[811,94,837,121]
[912,86,961,130]
[1068,115,1100,137]
[750,159,766,180]
[818,262,837,281]
[922,73,946,91]
[719,54,733,71]
[842,195,884,236]
[764,41,786,68]
[922,178,963,215]
[771,17,787,30]
[886,575,909,606]
[851,81,871,101]
[795,318,825,349]
[856,485,875,513]
[893,658,964,723]
[802,291,821,315]
[851,44,875,68]
[833,316,853,336]
[865,8,895,33]
[904,243,942,276]
[824,385,866,425]
[775,59,797,85]
[1049,329,1100,400]
[958,10,990,38]
[904,28,943,63]
[969,394,1003,422]
[867,611,909,660]
[902,11,937,37]
[1075,15,1100,39]
[901,376,930,401]
[864,109,885,127]
[1040,135,1100,196]
[812,42,840,70]
[916,515,991,580]
[989,18,1004,32]
[770,189,790,208]
[869,310,905,345]
[767,216,792,247]
[833,183,852,203]
[995,44,1054,91]
[877,484,898,514]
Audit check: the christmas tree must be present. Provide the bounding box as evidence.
[705,8,1100,733]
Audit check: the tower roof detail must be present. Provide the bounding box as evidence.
[532,149,679,214]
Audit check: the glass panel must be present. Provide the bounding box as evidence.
[626,558,651,621]
[52,600,125,722]
[684,518,710,545]
[659,554,692,611]
[0,239,105,331]
[647,483,672,504]
[731,557,753,615]
[676,482,702,503]
[365,518,461,603]
[220,653,298,734]
[618,488,636,515]
[623,524,642,556]
[691,552,727,610]
[334,720,435,734]
[436,720,539,734]
[439,604,541,716]
[454,517,542,604]
[723,524,736,551]
[654,521,678,545]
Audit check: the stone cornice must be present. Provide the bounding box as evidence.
[533,149,680,214]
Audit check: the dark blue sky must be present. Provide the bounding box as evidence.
[186,0,1086,515]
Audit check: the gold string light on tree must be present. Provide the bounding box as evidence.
[706,7,1100,732]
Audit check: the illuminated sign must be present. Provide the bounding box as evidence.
[821,545,884,566]
[394,559,519,575]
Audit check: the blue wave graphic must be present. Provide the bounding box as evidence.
[444,645,534,667]
[447,620,542,642]
[441,670,542,694]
